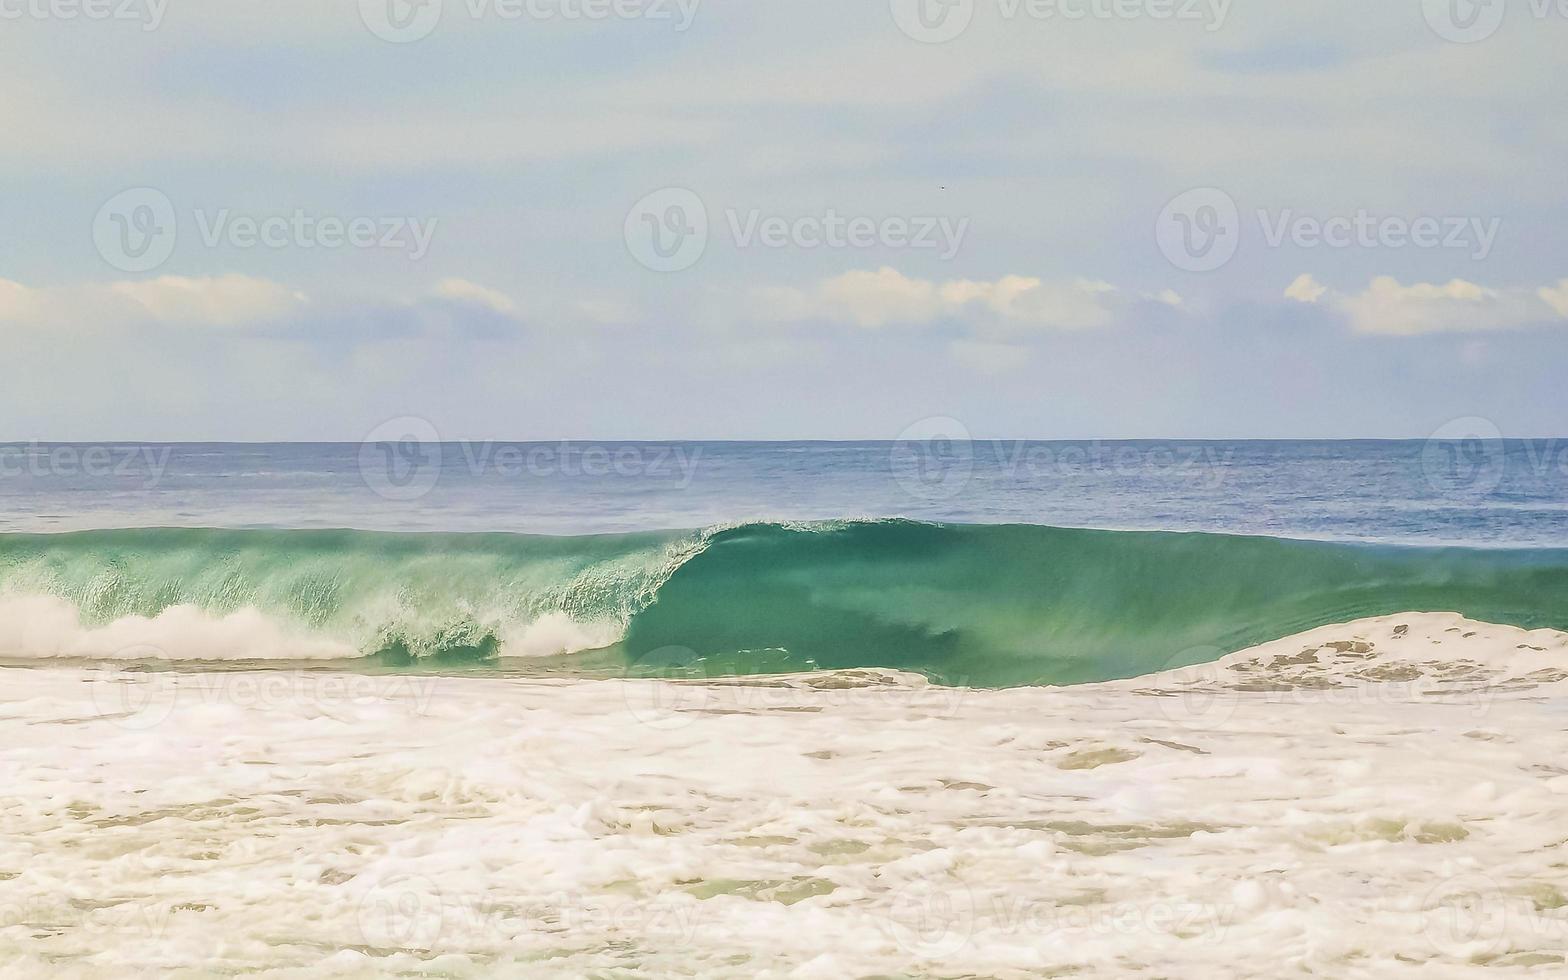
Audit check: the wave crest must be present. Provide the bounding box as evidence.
[3,521,1567,685]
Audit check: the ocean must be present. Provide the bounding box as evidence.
[3,439,1568,685]
[6,438,1568,542]
[6,439,1568,975]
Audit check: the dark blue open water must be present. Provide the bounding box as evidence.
[2,439,1566,545]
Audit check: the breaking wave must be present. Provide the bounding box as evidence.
[3,521,1566,686]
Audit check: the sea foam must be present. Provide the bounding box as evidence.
[2,613,1564,976]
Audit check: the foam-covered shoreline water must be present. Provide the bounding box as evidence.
[2,613,1566,976]
[4,521,1568,686]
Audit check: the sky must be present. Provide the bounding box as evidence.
[0,0,1565,441]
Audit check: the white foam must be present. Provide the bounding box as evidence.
[0,594,358,661]
[499,610,622,658]
[0,594,622,662]
[1135,611,1568,690]
[1,612,1565,976]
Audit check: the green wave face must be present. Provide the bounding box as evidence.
[2,521,1566,686]
[621,522,1568,686]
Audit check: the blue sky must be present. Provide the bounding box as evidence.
[1,0,1565,440]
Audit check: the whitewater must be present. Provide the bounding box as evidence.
[3,613,1566,975]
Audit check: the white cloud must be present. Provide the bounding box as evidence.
[423,280,639,331]
[0,279,46,324]
[435,278,517,315]
[1344,277,1505,335]
[0,275,305,331]
[1285,274,1568,335]
[940,275,1119,331]
[756,267,1144,332]
[816,267,940,328]
[1284,274,1328,304]
[1539,279,1568,318]
[112,275,307,327]
[0,276,534,339]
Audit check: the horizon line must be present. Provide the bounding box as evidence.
[1,437,1560,446]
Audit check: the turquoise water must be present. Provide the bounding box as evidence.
[3,439,1567,685]
[3,520,1566,687]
